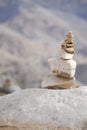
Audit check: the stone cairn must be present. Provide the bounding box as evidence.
[41,32,77,89]
[0,78,21,95]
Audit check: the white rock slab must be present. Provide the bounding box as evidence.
[48,58,76,78]
[0,88,87,130]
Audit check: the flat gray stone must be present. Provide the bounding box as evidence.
[41,74,75,89]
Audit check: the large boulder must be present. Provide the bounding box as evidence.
[0,87,87,130]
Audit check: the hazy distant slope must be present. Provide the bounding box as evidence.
[0,0,87,87]
[0,0,19,23]
[32,0,87,19]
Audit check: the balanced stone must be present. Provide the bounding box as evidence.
[41,31,77,89]
[48,57,76,78]
[41,74,75,89]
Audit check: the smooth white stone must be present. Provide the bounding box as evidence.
[59,48,74,59]
[48,58,76,78]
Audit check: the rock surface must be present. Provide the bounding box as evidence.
[0,87,87,130]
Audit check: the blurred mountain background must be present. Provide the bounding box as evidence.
[0,0,87,88]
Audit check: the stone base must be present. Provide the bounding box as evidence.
[0,87,87,130]
[41,74,75,89]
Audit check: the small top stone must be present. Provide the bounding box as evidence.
[61,31,74,55]
[66,31,73,38]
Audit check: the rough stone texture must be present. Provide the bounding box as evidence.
[0,87,87,130]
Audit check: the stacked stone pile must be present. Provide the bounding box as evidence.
[0,79,21,95]
[41,32,77,89]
